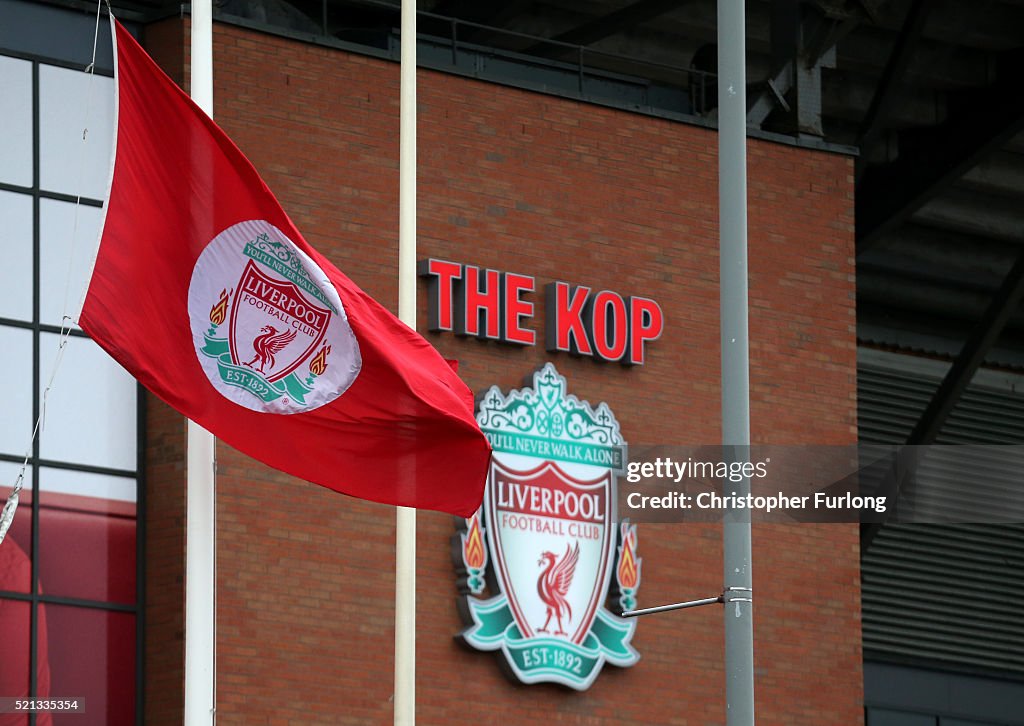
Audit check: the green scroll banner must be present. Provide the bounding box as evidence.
[461,595,639,689]
[201,332,313,405]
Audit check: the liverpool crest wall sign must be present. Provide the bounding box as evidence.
[454,363,641,690]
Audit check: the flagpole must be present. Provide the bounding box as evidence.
[718,0,755,724]
[394,0,417,724]
[186,0,217,723]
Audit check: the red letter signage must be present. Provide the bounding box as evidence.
[457,265,502,339]
[503,272,536,345]
[545,282,592,356]
[627,296,663,365]
[418,259,461,331]
[590,290,629,362]
[421,259,663,364]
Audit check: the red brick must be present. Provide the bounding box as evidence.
[142,18,860,725]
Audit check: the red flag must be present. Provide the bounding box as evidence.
[78,21,490,517]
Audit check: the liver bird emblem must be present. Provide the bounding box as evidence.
[244,325,297,374]
[536,542,580,636]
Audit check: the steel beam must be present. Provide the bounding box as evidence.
[747,3,839,135]
[856,0,931,180]
[908,254,1024,446]
[862,250,1024,552]
[856,49,1024,254]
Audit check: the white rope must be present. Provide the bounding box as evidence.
[1,2,107,545]
[61,0,104,321]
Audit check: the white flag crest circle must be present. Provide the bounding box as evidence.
[187,219,361,415]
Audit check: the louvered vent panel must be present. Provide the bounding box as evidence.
[859,355,1024,675]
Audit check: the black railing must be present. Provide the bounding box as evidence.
[207,0,718,118]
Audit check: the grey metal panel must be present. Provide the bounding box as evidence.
[0,0,141,71]
[866,711,935,726]
[865,662,1024,725]
[859,350,1024,677]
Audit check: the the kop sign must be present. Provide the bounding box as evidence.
[420,259,663,365]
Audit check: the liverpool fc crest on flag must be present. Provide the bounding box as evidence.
[188,220,360,414]
[454,363,640,690]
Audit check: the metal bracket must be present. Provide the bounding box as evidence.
[622,587,753,617]
[621,595,722,617]
[723,586,753,604]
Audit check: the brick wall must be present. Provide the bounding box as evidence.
[143,19,859,725]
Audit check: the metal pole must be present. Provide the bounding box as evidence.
[185,1,217,723]
[718,0,755,724]
[394,0,417,723]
